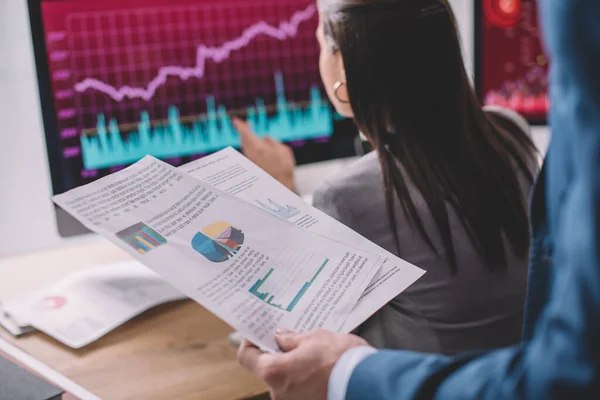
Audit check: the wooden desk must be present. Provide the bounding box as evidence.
[0,240,268,400]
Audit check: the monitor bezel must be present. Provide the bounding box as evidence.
[28,0,70,196]
[27,0,91,237]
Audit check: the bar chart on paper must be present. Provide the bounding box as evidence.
[40,0,334,187]
[248,246,329,312]
[116,222,168,254]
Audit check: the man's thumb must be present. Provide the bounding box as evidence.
[275,329,302,352]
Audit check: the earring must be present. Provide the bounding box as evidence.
[333,81,350,104]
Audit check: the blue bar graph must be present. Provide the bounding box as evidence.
[116,222,168,255]
[248,259,330,312]
[80,73,334,170]
[286,282,311,312]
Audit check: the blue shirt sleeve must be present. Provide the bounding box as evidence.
[327,346,378,400]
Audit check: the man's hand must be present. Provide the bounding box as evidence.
[233,118,296,192]
[237,329,368,400]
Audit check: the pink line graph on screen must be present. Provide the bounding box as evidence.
[73,4,317,102]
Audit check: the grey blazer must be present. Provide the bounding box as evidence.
[313,107,536,355]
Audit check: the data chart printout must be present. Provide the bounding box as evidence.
[52,157,388,352]
[182,147,425,332]
[478,0,549,123]
[39,0,353,191]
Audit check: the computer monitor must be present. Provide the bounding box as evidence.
[27,0,358,237]
[475,0,549,125]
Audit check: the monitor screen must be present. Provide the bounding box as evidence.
[476,0,549,124]
[29,0,357,198]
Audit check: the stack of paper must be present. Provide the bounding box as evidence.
[0,261,187,348]
[33,147,424,352]
[0,305,33,337]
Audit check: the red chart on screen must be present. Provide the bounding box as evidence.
[42,0,325,171]
[480,0,549,122]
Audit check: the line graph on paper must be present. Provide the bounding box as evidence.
[41,0,331,183]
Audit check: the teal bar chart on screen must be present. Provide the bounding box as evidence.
[81,73,333,170]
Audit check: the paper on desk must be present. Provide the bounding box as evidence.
[0,304,34,337]
[52,156,384,352]
[181,147,426,332]
[3,261,187,348]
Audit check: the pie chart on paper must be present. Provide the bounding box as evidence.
[191,222,245,263]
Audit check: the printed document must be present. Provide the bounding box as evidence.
[53,156,384,352]
[181,147,425,331]
[0,305,33,337]
[3,261,187,348]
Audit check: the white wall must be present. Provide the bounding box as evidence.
[449,0,474,79]
[0,0,70,257]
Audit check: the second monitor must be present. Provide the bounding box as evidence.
[475,0,549,125]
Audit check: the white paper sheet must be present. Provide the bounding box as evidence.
[181,147,426,332]
[0,304,34,337]
[3,261,187,348]
[52,156,384,352]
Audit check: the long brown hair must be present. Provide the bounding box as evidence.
[320,0,537,273]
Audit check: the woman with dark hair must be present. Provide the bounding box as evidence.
[234,0,538,355]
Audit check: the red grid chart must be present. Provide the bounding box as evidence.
[480,0,549,122]
[41,0,323,177]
